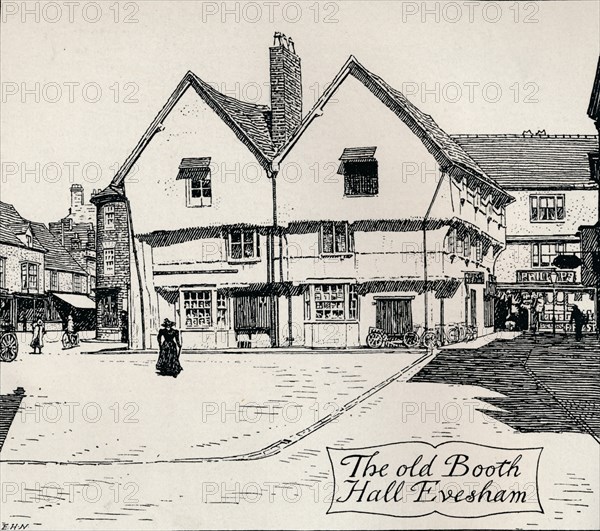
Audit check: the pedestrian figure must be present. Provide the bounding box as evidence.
[569,304,587,341]
[530,299,539,338]
[156,318,182,377]
[30,318,45,354]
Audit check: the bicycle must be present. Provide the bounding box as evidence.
[62,331,79,349]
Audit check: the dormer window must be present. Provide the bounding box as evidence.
[178,157,212,207]
[26,234,32,247]
[338,147,378,196]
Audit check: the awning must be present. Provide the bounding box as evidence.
[337,146,377,175]
[176,157,211,180]
[339,146,377,160]
[53,293,95,309]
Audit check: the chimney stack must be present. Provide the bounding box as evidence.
[70,183,84,211]
[270,32,302,151]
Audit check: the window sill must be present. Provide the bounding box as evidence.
[185,203,212,208]
[529,220,566,224]
[344,194,378,198]
[227,258,261,264]
[306,320,359,324]
[320,253,354,259]
[183,327,229,332]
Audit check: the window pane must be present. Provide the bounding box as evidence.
[334,222,347,253]
[530,196,538,220]
[314,284,345,320]
[184,290,212,328]
[322,223,334,254]
[556,196,565,219]
[229,230,257,260]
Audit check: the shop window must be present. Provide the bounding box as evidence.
[349,284,359,320]
[217,292,228,328]
[99,294,119,328]
[304,290,311,321]
[183,290,212,328]
[314,284,345,320]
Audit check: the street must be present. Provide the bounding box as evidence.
[0,334,599,530]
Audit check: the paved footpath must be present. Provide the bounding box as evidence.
[1,338,598,530]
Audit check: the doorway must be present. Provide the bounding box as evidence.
[375,298,413,337]
[470,289,477,328]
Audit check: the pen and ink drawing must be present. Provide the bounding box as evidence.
[0,4,598,530]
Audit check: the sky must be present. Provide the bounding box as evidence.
[1,0,599,222]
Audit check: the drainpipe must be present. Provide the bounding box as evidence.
[423,171,446,330]
[269,168,280,347]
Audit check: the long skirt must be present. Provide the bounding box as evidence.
[156,341,183,377]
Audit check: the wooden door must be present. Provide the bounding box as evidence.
[234,295,271,331]
[470,289,477,328]
[376,298,413,336]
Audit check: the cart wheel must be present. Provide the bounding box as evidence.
[1,332,19,362]
[403,331,420,348]
[467,326,478,341]
[62,334,71,349]
[366,331,384,349]
[421,331,438,348]
[447,326,461,344]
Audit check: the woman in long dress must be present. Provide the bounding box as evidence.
[156,318,182,377]
[30,318,45,354]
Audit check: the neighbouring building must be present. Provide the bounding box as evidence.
[579,56,600,333]
[0,201,95,332]
[92,35,513,349]
[49,184,97,296]
[454,133,599,332]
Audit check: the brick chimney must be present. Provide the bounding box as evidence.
[70,183,84,211]
[270,32,302,151]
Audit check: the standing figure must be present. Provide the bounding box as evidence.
[569,304,586,341]
[530,297,541,337]
[30,318,45,354]
[156,318,182,377]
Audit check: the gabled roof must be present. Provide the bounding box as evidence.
[29,222,87,274]
[275,56,513,206]
[109,71,275,189]
[452,134,599,190]
[0,201,86,274]
[0,202,45,251]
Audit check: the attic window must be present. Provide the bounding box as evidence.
[338,147,378,196]
[178,157,212,207]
